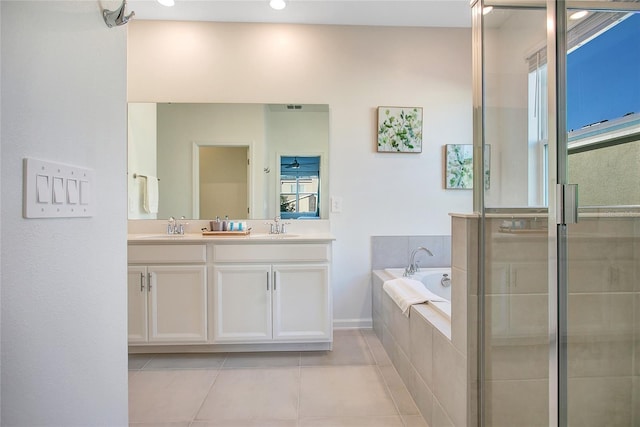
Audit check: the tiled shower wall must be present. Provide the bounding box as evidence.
[371,235,452,270]
[484,215,640,426]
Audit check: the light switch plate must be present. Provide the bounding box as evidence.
[330,196,343,213]
[23,158,95,218]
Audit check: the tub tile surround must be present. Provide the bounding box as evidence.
[371,235,452,271]
[372,229,477,426]
[373,214,639,426]
[372,226,475,426]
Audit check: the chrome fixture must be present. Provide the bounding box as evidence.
[440,273,451,287]
[404,246,434,276]
[266,217,290,234]
[167,216,186,235]
[103,0,134,28]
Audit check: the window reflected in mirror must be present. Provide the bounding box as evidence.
[279,156,320,219]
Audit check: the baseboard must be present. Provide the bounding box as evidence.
[333,318,373,329]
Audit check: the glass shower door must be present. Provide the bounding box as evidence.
[476,1,640,426]
[560,5,640,426]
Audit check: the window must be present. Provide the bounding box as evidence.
[279,156,320,219]
[528,11,640,205]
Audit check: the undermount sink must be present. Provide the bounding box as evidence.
[251,233,299,239]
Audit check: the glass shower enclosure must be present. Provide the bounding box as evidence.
[472,0,640,425]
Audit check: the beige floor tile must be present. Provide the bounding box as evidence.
[128,370,217,423]
[129,423,190,427]
[191,421,297,427]
[128,354,153,370]
[300,415,404,426]
[196,368,299,422]
[386,380,420,416]
[142,353,227,370]
[402,414,430,427]
[301,330,374,366]
[362,329,392,366]
[299,366,398,418]
[128,330,428,426]
[222,351,300,368]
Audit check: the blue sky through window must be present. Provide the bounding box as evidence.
[567,13,640,131]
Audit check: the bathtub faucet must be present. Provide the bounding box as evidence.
[404,246,434,276]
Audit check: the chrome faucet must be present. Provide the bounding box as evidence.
[167,216,186,235]
[404,246,434,276]
[167,216,175,235]
[266,216,290,234]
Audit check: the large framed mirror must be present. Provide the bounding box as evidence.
[127,103,329,220]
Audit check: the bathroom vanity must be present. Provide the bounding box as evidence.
[127,232,334,353]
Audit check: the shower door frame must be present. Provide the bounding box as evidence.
[473,1,640,426]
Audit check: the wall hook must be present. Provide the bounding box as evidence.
[103,0,135,28]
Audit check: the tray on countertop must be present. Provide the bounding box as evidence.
[202,230,251,236]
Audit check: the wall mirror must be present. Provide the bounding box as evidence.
[127,103,330,220]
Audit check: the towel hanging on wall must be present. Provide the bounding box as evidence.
[143,176,159,214]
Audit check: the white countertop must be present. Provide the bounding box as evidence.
[127,232,336,244]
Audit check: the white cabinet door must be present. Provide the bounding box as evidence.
[213,264,272,342]
[127,266,148,343]
[272,264,331,341]
[148,265,208,343]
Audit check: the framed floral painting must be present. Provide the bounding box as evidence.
[377,107,423,153]
[445,144,491,189]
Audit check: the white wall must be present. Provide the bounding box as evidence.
[1,1,128,425]
[128,21,472,326]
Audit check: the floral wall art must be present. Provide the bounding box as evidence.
[377,107,423,152]
[445,144,491,189]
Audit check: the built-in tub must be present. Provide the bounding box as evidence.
[383,267,452,320]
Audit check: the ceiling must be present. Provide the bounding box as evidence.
[126,0,473,28]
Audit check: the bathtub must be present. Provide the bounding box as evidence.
[384,267,452,319]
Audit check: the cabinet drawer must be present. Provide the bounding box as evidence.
[213,244,330,263]
[128,244,206,264]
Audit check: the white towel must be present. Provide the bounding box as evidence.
[143,176,159,214]
[383,278,447,317]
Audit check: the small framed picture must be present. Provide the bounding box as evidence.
[444,144,491,189]
[377,107,423,153]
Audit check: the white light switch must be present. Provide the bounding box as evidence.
[36,175,51,203]
[79,180,90,205]
[23,158,94,218]
[331,196,343,213]
[67,179,79,204]
[52,177,64,204]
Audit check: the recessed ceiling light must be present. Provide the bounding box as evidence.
[157,0,175,6]
[483,6,494,15]
[569,10,589,20]
[269,0,286,10]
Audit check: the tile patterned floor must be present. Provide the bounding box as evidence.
[129,329,428,427]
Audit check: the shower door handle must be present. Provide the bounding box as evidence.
[556,184,578,225]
